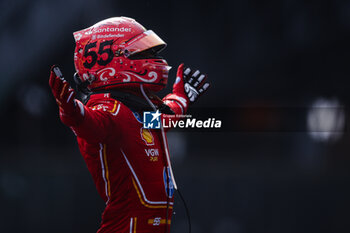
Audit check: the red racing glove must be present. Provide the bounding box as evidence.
[49,65,83,125]
[163,64,210,113]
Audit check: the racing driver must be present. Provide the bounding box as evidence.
[49,17,209,233]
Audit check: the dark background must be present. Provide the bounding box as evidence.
[1,0,350,232]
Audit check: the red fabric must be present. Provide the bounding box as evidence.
[62,93,182,233]
[162,64,189,112]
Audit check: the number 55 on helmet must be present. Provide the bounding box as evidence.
[73,17,171,93]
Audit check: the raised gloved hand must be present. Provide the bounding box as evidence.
[163,64,210,115]
[183,65,209,103]
[172,63,210,104]
[49,65,77,116]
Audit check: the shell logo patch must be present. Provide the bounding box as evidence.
[140,128,154,146]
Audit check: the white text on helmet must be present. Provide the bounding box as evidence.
[85,27,132,35]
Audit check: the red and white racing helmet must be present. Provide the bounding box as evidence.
[73,17,170,92]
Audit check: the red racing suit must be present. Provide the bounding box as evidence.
[60,92,186,233]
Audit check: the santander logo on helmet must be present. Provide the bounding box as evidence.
[73,17,170,92]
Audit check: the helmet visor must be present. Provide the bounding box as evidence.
[123,30,166,57]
